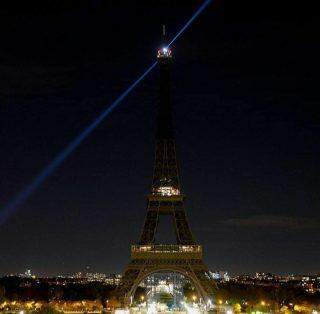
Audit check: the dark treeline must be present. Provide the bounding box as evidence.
[216,282,320,309]
[1,276,320,308]
[0,276,116,301]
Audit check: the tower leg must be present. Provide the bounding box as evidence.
[116,267,142,307]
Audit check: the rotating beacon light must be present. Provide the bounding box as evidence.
[157,46,172,58]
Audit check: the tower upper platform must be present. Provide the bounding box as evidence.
[157,47,172,59]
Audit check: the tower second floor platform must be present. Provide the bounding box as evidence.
[131,244,202,260]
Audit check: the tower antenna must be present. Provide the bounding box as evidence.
[162,24,166,39]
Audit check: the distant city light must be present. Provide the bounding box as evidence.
[1,271,320,313]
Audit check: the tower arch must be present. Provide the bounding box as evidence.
[128,266,209,302]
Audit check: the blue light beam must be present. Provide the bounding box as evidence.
[0,62,156,225]
[168,0,212,47]
[1,0,213,225]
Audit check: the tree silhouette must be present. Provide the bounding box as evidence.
[0,285,5,301]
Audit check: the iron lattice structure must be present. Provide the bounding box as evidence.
[117,48,215,306]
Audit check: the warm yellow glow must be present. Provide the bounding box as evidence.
[156,186,180,196]
[26,302,34,309]
[218,300,223,305]
[182,245,200,252]
[0,300,104,312]
[192,295,197,301]
[132,244,201,253]
[261,301,266,306]
[35,302,41,309]
[233,303,241,313]
[294,304,313,312]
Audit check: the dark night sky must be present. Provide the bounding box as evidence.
[1,1,319,276]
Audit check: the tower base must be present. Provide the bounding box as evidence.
[116,245,216,307]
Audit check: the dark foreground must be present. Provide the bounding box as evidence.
[1,276,320,313]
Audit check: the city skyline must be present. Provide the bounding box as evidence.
[1,268,320,279]
[1,0,319,276]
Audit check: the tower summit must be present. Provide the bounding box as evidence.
[116,46,215,306]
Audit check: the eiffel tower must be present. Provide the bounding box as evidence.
[116,46,215,306]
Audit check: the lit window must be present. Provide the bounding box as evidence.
[155,186,180,196]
